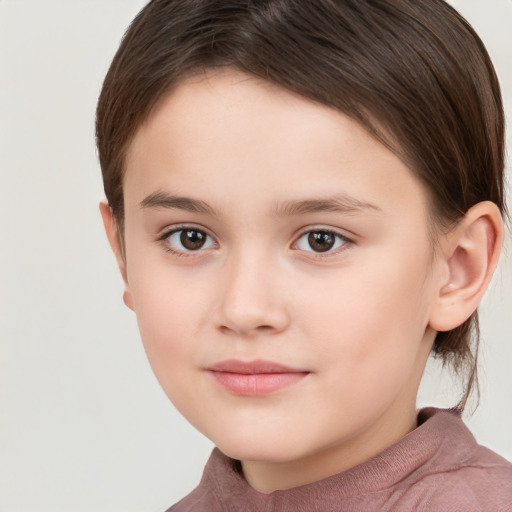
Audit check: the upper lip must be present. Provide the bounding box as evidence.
[206,359,308,375]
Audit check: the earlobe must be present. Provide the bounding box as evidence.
[429,201,503,332]
[99,201,134,311]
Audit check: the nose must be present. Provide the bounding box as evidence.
[216,251,290,337]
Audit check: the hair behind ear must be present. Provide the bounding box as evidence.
[429,201,503,410]
[433,315,479,411]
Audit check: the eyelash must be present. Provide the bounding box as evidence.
[157,226,353,257]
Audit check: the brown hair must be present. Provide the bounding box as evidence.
[96,0,505,410]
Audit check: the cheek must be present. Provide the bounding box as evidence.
[300,248,433,374]
[130,280,210,423]
[127,265,206,378]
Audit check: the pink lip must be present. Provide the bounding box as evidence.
[206,359,309,396]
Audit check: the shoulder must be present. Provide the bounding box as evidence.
[397,409,512,512]
[411,451,512,511]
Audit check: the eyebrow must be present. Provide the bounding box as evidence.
[273,196,382,217]
[139,192,215,215]
[139,191,381,217]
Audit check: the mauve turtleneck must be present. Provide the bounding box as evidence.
[168,408,512,511]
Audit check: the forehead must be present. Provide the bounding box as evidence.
[124,68,430,222]
[130,68,373,161]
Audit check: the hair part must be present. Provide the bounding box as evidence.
[96,0,506,410]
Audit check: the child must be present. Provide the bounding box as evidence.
[96,0,511,510]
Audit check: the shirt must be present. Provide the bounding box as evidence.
[168,408,512,511]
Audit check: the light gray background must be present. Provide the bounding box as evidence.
[0,1,510,511]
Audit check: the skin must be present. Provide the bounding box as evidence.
[101,69,503,493]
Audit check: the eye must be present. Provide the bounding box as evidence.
[295,229,349,253]
[165,228,216,252]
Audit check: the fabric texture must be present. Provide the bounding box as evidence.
[168,408,512,511]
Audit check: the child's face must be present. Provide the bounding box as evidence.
[119,69,442,489]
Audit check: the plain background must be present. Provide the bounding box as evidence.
[0,1,510,511]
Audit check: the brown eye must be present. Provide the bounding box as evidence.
[308,231,335,252]
[166,228,215,252]
[180,229,207,250]
[295,229,348,253]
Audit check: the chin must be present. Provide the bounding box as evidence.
[212,431,310,463]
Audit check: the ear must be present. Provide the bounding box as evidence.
[99,201,134,311]
[429,201,503,332]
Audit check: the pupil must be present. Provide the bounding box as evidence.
[308,231,334,252]
[180,230,206,250]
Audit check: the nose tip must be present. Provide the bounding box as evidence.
[216,258,290,337]
[218,296,289,337]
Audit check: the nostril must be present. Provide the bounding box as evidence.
[218,325,232,335]
[218,323,278,336]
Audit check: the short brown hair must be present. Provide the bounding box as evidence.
[96,0,505,409]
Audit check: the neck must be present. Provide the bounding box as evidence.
[241,402,419,493]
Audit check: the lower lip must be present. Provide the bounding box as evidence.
[209,371,308,396]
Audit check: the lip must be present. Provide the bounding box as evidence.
[206,359,310,396]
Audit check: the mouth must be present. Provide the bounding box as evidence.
[205,359,310,396]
